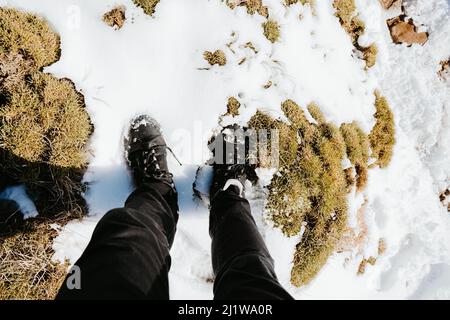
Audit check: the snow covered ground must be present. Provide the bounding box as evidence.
[1,0,449,299]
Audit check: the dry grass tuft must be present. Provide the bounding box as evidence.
[204,50,227,66]
[369,92,395,168]
[0,8,60,72]
[132,0,160,16]
[0,218,69,300]
[0,8,92,218]
[226,97,241,117]
[0,53,34,91]
[0,7,91,301]
[103,6,126,30]
[263,20,280,43]
[0,72,92,218]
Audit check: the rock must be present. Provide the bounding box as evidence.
[387,16,428,45]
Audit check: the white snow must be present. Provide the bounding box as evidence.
[0,185,38,219]
[1,0,449,299]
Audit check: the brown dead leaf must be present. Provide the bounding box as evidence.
[387,16,428,45]
[379,0,402,10]
[438,59,450,80]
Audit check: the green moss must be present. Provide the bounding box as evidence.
[307,102,325,124]
[228,0,268,18]
[369,92,395,168]
[333,0,377,68]
[204,50,227,66]
[249,100,351,286]
[132,0,160,16]
[340,122,369,191]
[248,94,395,286]
[263,20,280,43]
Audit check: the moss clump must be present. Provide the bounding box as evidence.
[378,238,386,255]
[246,0,269,17]
[369,92,395,168]
[363,44,378,69]
[285,0,315,6]
[132,0,160,16]
[333,0,377,68]
[344,167,356,189]
[0,8,92,218]
[333,0,365,43]
[0,217,69,300]
[333,0,357,31]
[249,100,352,286]
[103,6,126,29]
[263,20,280,43]
[0,8,60,72]
[248,96,394,286]
[340,122,369,191]
[226,97,241,117]
[204,50,227,66]
[227,0,269,18]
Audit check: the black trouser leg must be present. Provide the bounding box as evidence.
[210,186,294,300]
[56,181,178,300]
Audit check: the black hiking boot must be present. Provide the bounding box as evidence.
[125,115,178,189]
[209,125,258,201]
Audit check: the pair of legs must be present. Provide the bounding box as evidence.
[56,117,293,300]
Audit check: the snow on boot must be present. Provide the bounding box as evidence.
[125,115,179,189]
[208,125,258,201]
